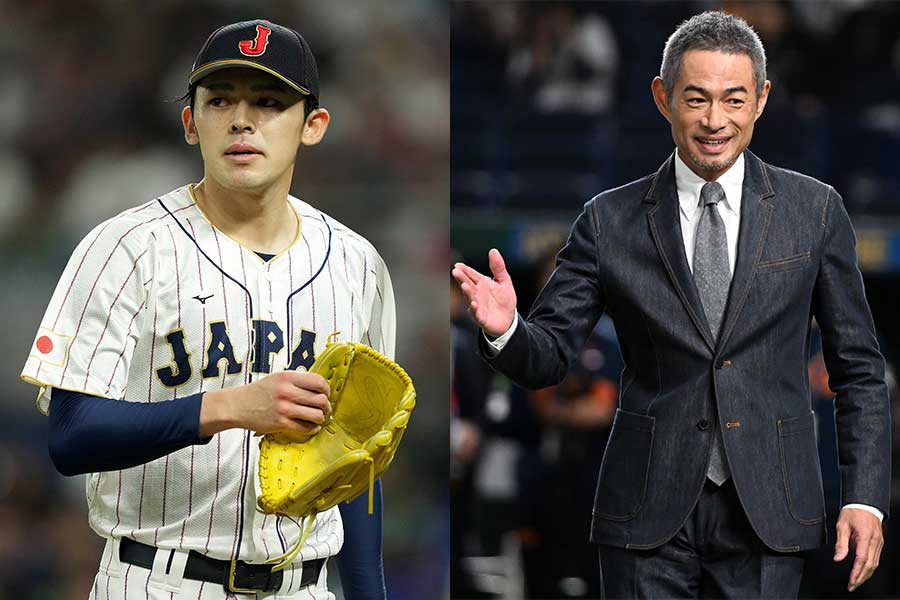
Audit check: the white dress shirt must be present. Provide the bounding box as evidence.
[485,151,882,521]
[675,150,742,276]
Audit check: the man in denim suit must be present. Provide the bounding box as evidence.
[453,11,889,599]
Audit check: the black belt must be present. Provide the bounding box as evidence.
[119,537,324,593]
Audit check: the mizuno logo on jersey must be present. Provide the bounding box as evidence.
[192,293,215,305]
[155,320,317,387]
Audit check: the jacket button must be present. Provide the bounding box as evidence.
[715,358,732,369]
[697,419,710,431]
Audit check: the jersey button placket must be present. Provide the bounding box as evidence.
[259,269,274,317]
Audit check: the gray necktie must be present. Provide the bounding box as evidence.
[694,181,731,485]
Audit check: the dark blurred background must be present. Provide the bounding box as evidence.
[0,1,449,599]
[451,1,900,598]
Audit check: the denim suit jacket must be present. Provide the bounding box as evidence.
[481,150,891,552]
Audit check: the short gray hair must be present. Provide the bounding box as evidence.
[660,11,767,102]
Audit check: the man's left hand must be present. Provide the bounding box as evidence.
[833,507,884,592]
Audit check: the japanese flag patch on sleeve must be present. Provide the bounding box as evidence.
[29,328,70,367]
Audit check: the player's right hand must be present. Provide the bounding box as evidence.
[200,371,331,437]
[452,248,517,338]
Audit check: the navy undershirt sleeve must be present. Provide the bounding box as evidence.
[47,388,213,476]
[336,480,387,600]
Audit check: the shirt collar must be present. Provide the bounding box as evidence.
[674,150,744,220]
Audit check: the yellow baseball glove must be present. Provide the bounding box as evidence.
[257,339,416,570]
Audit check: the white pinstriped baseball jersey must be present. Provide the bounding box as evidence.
[21,184,396,573]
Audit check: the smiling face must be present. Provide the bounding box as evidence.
[181,68,329,194]
[652,50,770,181]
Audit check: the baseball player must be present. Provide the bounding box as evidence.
[20,20,393,599]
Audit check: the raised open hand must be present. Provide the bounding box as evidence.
[452,248,517,338]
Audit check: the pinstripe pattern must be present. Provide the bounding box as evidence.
[205,223,229,554]
[204,433,221,555]
[279,249,295,558]
[284,210,331,348]
[156,225,182,546]
[52,220,117,328]
[340,240,355,340]
[325,228,336,333]
[170,222,183,399]
[287,250,294,349]
[182,218,204,549]
[84,250,147,389]
[106,300,148,396]
[58,207,191,387]
[40,215,118,382]
[239,247,251,385]
[106,472,122,576]
[22,187,393,593]
[233,249,251,561]
[262,513,272,560]
[124,564,132,596]
[111,471,123,538]
[182,444,195,550]
[303,235,317,331]
[362,255,372,346]
[147,254,160,404]
[211,225,230,389]
[374,286,385,348]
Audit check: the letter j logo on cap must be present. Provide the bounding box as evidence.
[239,25,272,57]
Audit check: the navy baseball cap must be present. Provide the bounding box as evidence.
[189,19,319,104]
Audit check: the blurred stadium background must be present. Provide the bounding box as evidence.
[0,1,448,599]
[451,1,900,598]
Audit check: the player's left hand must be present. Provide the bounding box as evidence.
[834,507,883,592]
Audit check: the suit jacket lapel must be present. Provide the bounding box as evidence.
[716,150,775,352]
[645,154,717,352]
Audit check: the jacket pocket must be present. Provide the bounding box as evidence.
[777,411,825,524]
[757,251,811,273]
[593,409,654,521]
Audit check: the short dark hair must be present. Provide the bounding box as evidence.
[660,11,767,103]
[180,81,318,119]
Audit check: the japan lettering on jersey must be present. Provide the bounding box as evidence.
[20,185,396,573]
